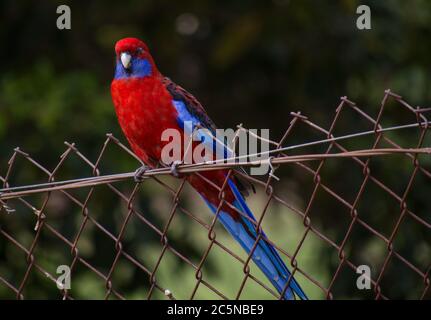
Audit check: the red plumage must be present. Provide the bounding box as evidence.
[111,38,238,217]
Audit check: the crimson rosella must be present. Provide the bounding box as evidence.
[110,37,307,300]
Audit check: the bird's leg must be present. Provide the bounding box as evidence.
[170,160,183,178]
[134,164,149,183]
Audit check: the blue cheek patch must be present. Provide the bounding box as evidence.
[114,57,152,79]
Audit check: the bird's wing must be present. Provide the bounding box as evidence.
[163,77,217,133]
[163,77,255,196]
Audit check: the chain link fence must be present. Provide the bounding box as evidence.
[0,90,430,300]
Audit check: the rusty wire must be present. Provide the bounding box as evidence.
[0,89,430,300]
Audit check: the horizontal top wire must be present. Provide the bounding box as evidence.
[1,147,430,197]
[0,122,429,200]
[0,119,430,199]
[1,118,430,199]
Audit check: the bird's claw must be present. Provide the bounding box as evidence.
[134,165,149,183]
[170,160,182,178]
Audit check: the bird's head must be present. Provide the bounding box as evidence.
[114,37,158,79]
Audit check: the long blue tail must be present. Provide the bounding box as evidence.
[201,179,307,300]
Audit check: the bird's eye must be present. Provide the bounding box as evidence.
[136,48,143,54]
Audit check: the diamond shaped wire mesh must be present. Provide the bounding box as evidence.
[0,90,430,300]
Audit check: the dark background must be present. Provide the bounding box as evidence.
[0,0,430,299]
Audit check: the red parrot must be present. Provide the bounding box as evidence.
[110,37,307,300]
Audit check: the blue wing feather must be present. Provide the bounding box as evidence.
[166,79,233,161]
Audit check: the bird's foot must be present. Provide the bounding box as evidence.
[134,165,149,183]
[170,160,183,178]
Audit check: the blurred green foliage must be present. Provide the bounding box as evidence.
[0,0,430,299]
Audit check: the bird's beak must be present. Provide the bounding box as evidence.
[120,52,132,70]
